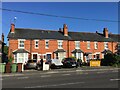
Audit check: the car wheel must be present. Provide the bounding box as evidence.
[36,66,41,70]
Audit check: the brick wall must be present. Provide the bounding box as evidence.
[8,38,118,62]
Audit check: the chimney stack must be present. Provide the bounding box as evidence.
[63,24,68,36]
[103,28,108,38]
[11,23,15,33]
[1,33,4,42]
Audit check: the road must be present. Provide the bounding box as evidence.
[1,68,119,88]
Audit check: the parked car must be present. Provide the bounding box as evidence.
[62,58,77,68]
[46,59,63,69]
[26,59,37,69]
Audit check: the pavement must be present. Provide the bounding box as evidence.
[1,66,120,77]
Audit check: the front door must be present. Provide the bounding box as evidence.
[33,54,37,60]
[96,54,100,59]
[46,54,51,61]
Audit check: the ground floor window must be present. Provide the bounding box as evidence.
[73,53,83,61]
[14,53,28,63]
[18,53,24,63]
[55,52,65,61]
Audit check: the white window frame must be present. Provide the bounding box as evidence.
[87,41,90,49]
[35,40,39,49]
[75,41,80,49]
[104,42,108,50]
[17,53,28,63]
[45,40,49,49]
[18,39,25,49]
[94,41,98,49]
[57,40,63,49]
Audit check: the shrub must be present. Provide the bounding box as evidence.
[101,53,120,66]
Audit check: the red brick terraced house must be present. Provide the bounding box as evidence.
[7,23,120,64]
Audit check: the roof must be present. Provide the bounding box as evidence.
[7,27,119,42]
[71,49,84,53]
[109,34,120,42]
[54,49,66,53]
[13,49,29,54]
[68,32,114,42]
[8,28,70,40]
[101,49,113,54]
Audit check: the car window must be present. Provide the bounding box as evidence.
[33,60,37,62]
[28,60,37,63]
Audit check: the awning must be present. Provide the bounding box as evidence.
[101,49,112,54]
[71,49,84,53]
[54,49,66,53]
[13,49,29,54]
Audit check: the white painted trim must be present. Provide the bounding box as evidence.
[87,41,90,49]
[18,39,26,41]
[18,39,25,49]
[57,40,63,42]
[92,52,100,55]
[94,41,98,49]
[34,40,39,49]
[57,40,63,49]
[45,40,49,49]
[104,42,108,50]
[46,52,52,54]
[75,41,80,49]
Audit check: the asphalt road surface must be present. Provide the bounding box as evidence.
[1,68,119,88]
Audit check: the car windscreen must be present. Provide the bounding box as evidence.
[28,60,37,63]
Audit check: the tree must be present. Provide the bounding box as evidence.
[4,45,8,55]
[2,45,8,63]
[115,43,120,55]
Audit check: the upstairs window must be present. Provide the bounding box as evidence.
[58,40,63,49]
[94,42,98,49]
[18,39,25,48]
[104,42,108,50]
[45,40,49,49]
[87,41,90,49]
[35,40,39,49]
[75,41,80,49]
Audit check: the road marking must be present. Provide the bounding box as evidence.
[46,71,58,74]
[110,79,120,81]
[25,81,85,88]
[62,74,71,76]
[40,75,51,78]
[17,77,29,79]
